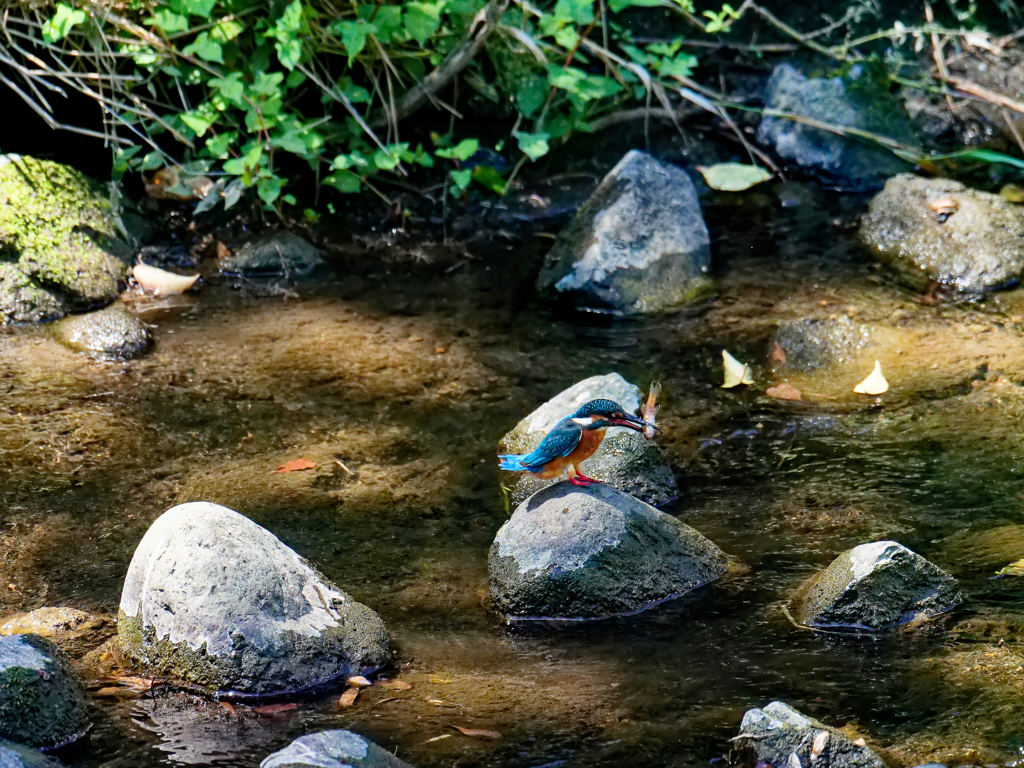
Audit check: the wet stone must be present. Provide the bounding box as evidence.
[860,174,1024,293]
[0,634,90,749]
[261,730,413,768]
[220,231,327,279]
[499,372,678,507]
[772,316,870,372]
[0,608,108,658]
[118,502,391,697]
[756,62,918,187]
[793,541,963,630]
[738,701,885,768]
[0,740,63,768]
[50,304,150,359]
[488,482,727,621]
[535,150,712,316]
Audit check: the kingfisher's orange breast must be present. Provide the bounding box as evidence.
[533,428,606,479]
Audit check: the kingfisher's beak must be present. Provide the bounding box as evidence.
[609,413,648,432]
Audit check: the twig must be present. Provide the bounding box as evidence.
[587,105,702,132]
[335,459,355,475]
[925,1,953,110]
[946,76,1024,116]
[1002,108,1024,157]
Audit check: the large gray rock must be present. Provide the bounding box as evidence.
[50,304,150,359]
[771,317,870,372]
[499,373,678,507]
[118,502,390,697]
[757,63,918,187]
[0,155,130,323]
[261,730,413,768]
[221,232,327,278]
[489,483,727,620]
[0,740,63,768]
[738,701,885,768]
[859,174,1024,293]
[0,634,89,749]
[793,541,963,630]
[536,151,711,316]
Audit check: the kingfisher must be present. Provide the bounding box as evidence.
[498,399,649,486]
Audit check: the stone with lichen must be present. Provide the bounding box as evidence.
[260,730,414,768]
[0,155,130,323]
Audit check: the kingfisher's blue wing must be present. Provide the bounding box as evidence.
[520,418,583,469]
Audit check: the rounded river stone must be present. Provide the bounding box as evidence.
[51,304,150,359]
[261,730,413,768]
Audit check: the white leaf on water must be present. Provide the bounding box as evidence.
[133,263,199,295]
[722,350,754,388]
[853,359,888,395]
[697,162,773,192]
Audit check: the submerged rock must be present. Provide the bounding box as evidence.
[536,150,711,316]
[261,730,413,768]
[0,155,130,323]
[859,174,1024,293]
[220,231,327,278]
[757,63,918,187]
[0,608,108,658]
[50,304,150,359]
[489,482,727,620]
[739,701,885,768]
[793,541,963,630]
[118,502,390,697]
[0,740,63,768]
[772,316,870,372]
[498,373,678,507]
[0,634,89,749]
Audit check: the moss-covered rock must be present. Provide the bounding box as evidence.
[499,373,678,507]
[860,174,1024,293]
[261,730,414,768]
[489,482,727,620]
[0,634,90,749]
[0,155,130,323]
[50,304,151,359]
[118,502,390,697]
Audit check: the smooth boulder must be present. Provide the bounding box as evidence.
[118,502,390,697]
[757,63,917,187]
[220,231,327,278]
[50,304,150,359]
[498,373,678,507]
[738,701,885,768]
[860,174,1024,293]
[489,482,727,620]
[261,730,413,768]
[0,634,89,749]
[793,541,963,630]
[0,155,130,322]
[536,150,711,316]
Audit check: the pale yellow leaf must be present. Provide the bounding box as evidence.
[853,360,888,395]
[722,350,754,388]
[132,263,199,295]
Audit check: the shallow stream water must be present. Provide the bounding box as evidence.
[5,184,1024,767]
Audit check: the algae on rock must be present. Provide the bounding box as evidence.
[0,155,130,322]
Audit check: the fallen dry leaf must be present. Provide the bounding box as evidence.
[338,687,359,708]
[376,679,412,690]
[450,725,502,740]
[769,341,787,365]
[853,737,867,747]
[133,263,200,295]
[220,702,236,715]
[346,675,372,688]
[102,675,157,692]
[424,734,452,744]
[766,383,802,401]
[853,360,888,395]
[94,686,142,699]
[216,241,231,260]
[722,350,754,388]
[426,699,444,705]
[252,703,299,715]
[274,458,316,473]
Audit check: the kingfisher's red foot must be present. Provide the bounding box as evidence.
[569,474,598,486]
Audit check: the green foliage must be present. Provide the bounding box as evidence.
[27,0,712,211]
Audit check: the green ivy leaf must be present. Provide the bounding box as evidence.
[183,31,224,63]
[180,109,216,136]
[250,71,284,97]
[374,144,409,171]
[325,171,362,193]
[141,151,165,171]
[276,36,303,69]
[209,72,245,105]
[211,19,245,42]
[204,131,237,158]
[42,3,86,43]
[608,0,663,11]
[334,76,370,104]
[357,5,402,42]
[516,76,548,116]
[553,0,593,24]
[405,2,445,45]
[257,175,283,205]
[449,168,472,190]
[331,151,370,170]
[145,9,190,34]
[659,54,697,79]
[696,162,772,191]
[332,19,376,65]
[472,165,506,194]
[513,130,550,161]
[435,138,478,161]
[169,0,217,19]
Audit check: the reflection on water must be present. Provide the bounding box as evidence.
[1,187,1024,766]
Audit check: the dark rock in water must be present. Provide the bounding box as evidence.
[738,701,885,768]
[488,483,727,621]
[118,502,390,697]
[0,740,63,767]
[756,63,918,187]
[261,730,413,768]
[50,304,150,359]
[0,155,131,323]
[536,150,711,316]
[793,541,963,630]
[498,373,678,507]
[0,634,90,749]
[859,174,1024,293]
[772,316,870,372]
[221,232,327,278]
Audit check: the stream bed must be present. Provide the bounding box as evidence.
[3,183,1024,767]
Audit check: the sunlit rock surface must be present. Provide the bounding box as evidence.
[793,541,963,630]
[498,373,678,507]
[51,304,150,359]
[118,502,390,697]
[0,634,89,749]
[756,63,917,187]
[536,150,711,316]
[261,730,413,768]
[739,702,885,768]
[771,316,871,372]
[220,231,327,278]
[860,174,1024,293]
[489,483,727,620]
